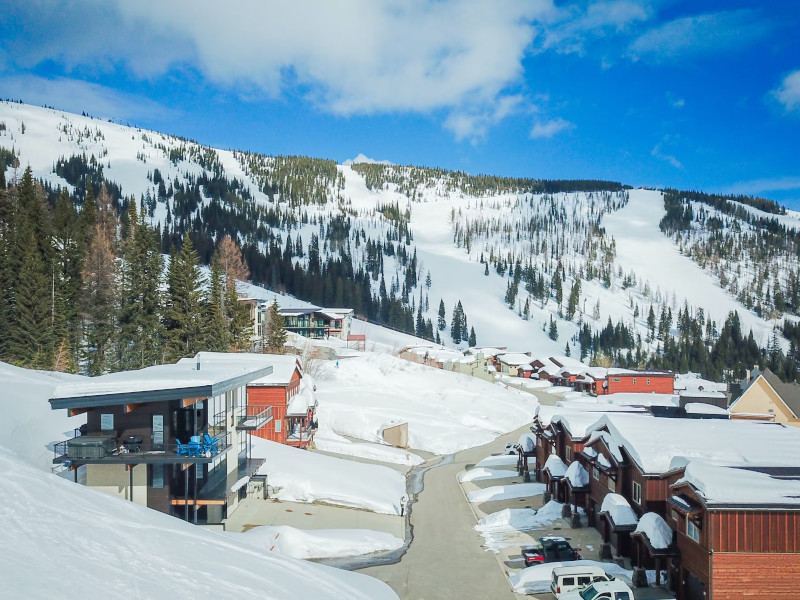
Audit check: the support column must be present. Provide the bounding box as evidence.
[193,463,198,525]
[129,465,134,502]
[184,467,189,521]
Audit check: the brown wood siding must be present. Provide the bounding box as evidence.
[712,553,800,599]
[713,511,800,553]
[677,531,711,584]
[86,400,177,446]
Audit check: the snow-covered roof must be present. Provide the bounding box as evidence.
[544,454,567,478]
[550,412,608,438]
[684,403,728,415]
[600,493,638,526]
[236,280,318,310]
[587,414,800,475]
[593,393,678,407]
[535,404,645,428]
[51,353,272,404]
[287,377,318,416]
[565,461,589,488]
[634,513,673,549]
[679,390,726,399]
[518,433,535,453]
[249,355,303,386]
[496,353,534,366]
[674,372,727,393]
[678,460,800,507]
[548,355,590,372]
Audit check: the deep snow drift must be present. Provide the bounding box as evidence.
[313,353,539,454]
[232,525,403,560]
[0,448,399,600]
[251,436,406,514]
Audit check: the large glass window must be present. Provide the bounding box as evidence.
[632,481,642,504]
[687,519,700,542]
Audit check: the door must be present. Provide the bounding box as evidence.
[685,571,706,600]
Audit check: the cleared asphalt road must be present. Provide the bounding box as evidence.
[359,425,532,600]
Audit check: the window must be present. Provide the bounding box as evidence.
[616,593,631,600]
[100,413,114,431]
[632,481,642,504]
[577,577,591,586]
[646,378,651,385]
[275,420,282,433]
[593,466,600,480]
[612,377,621,382]
[687,519,700,542]
[563,577,575,586]
[152,464,163,489]
[565,446,572,462]
[632,378,637,385]
[671,509,678,522]
[608,477,616,492]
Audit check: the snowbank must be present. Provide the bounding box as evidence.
[459,467,517,483]
[0,447,398,600]
[510,560,632,594]
[313,429,424,466]
[0,361,85,470]
[634,513,673,549]
[250,437,405,514]
[314,353,539,454]
[474,501,565,552]
[475,454,519,468]
[467,483,545,503]
[233,525,403,560]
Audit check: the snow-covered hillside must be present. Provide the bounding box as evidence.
[0,100,789,357]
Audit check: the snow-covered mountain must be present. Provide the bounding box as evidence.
[2,100,797,365]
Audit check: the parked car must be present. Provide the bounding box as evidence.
[505,443,517,455]
[559,580,634,600]
[521,536,581,567]
[551,566,615,598]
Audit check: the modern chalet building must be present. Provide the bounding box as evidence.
[49,353,274,527]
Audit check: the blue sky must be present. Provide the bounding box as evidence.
[1,1,799,207]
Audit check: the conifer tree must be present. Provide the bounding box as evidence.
[450,301,462,344]
[164,235,205,362]
[548,315,559,341]
[203,255,229,352]
[437,299,446,331]
[469,326,477,347]
[264,300,287,353]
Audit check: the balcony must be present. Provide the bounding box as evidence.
[236,405,274,431]
[53,431,232,466]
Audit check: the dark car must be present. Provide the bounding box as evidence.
[521,536,581,567]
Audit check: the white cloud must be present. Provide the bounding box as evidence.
[667,93,685,108]
[772,70,800,113]
[651,140,682,169]
[723,176,800,196]
[539,1,650,55]
[444,94,526,142]
[530,117,573,139]
[0,75,172,122]
[628,9,771,63]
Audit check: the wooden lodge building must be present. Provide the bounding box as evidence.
[48,353,275,527]
[528,409,800,599]
[247,355,318,448]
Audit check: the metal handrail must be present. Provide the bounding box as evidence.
[53,432,231,462]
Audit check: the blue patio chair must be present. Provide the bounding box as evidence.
[188,436,202,457]
[176,439,189,456]
[203,433,219,456]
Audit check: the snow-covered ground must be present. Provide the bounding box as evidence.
[0,448,398,600]
[604,189,775,346]
[314,353,539,454]
[0,361,85,471]
[474,501,566,553]
[475,454,519,468]
[459,467,518,483]
[313,428,424,466]
[250,437,406,515]
[467,483,546,503]
[232,525,403,560]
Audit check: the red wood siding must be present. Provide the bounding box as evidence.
[677,531,711,585]
[601,375,674,395]
[712,511,800,553]
[247,372,301,444]
[712,553,800,599]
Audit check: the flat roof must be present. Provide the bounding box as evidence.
[50,355,273,410]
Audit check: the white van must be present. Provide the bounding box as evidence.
[551,566,614,597]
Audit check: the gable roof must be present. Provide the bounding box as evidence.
[760,369,800,418]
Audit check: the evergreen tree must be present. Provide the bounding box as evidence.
[9,229,52,366]
[264,299,287,353]
[437,299,446,331]
[566,279,581,320]
[164,235,205,362]
[548,315,559,341]
[468,326,476,347]
[450,301,463,344]
[203,255,229,353]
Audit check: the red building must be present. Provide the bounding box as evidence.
[599,369,675,395]
[247,355,317,448]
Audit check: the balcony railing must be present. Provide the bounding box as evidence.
[53,431,232,465]
[237,405,274,430]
